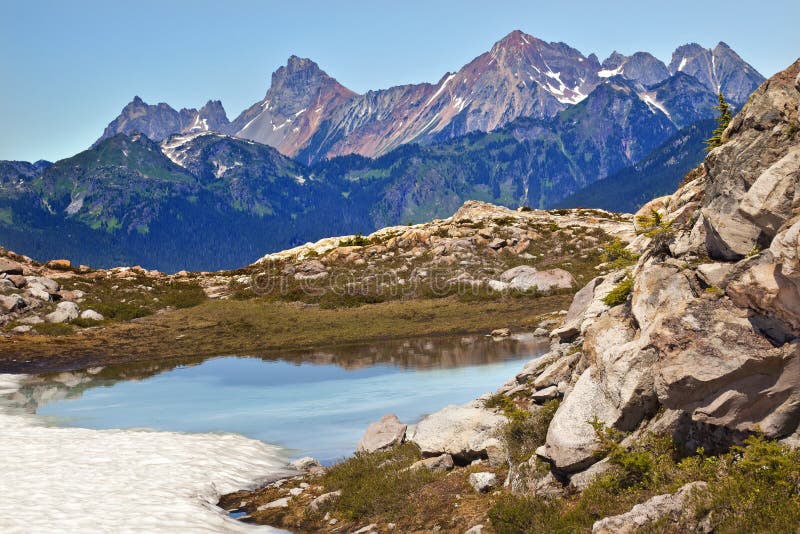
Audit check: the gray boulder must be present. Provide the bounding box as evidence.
[468,472,497,493]
[410,402,506,463]
[288,457,320,471]
[356,414,407,453]
[79,309,105,321]
[45,301,79,323]
[0,258,23,275]
[499,265,575,292]
[592,481,708,533]
[0,294,26,313]
[307,490,341,512]
[543,369,620,473]
[409,454,454,472]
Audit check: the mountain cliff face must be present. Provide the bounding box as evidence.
[96,96,231,144]
[97,31,765,164]
[238,31,762,162]
[526,58,800,478]
[668,42,764,104]
[227,56,358,159]
[600,50,670,86]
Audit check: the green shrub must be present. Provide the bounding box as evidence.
[319,291,385,309]
[635,209,673,238]
[339,234,371,247]
[90,301,150,321]
[318,443,438,520]
[600,239,639,269]
[32,322,75,336]
[504,399,560,463]
[485,393,530,422]
[602,276,633,307]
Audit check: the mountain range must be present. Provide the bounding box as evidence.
[97,31,763,164]
[0,31,766,271]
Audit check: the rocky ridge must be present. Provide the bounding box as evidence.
[223,58,800,533]
[98,31,764,164]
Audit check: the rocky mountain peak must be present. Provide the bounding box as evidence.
[668,42,765,104]
[490,29,542,52]
[228,56,357,157]
[601,51,627,70]
[196,100,229,131]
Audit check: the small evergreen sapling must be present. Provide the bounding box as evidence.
[705,92,732,151]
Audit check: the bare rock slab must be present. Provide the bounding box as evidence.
[410,402,506,463]
[357,414,407,453]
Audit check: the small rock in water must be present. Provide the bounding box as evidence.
[490,328,510,337]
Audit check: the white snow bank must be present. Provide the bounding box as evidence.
[0,374,288,533]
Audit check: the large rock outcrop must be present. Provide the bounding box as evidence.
[542,59,800,473]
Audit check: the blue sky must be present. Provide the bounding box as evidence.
[2,0,798,162]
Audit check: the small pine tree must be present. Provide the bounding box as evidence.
[705,92,732,151]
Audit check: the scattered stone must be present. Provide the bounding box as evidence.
[79,309,104,321]
[0,258,23,275]
[499,265,576,292]
[27,276,60,292]
[695,262,734,288]
[490,328,510,337]
[533,327,549,336]
[26,284,52,302]
[464,525,484,534]
[18,315,43,325]
[487,280,509,292]
[530,385,559,403]
[468,472,497,493]
[533,351,580,389]
[257,497,289,511]
[7,275,26,288]
[357,414,407,453]
[410,402,507,463]
[569,459,612,491]
[483,437,506,468]
[307,490,341,513]
[409,454,454,472]
[592,482,709,533]
[11,325,32,334]
[0,294,26,313]
[289,457,321,471]
[45,301,79,323]
[46,259,72,270]
[288,487,303,496]
[488,238,507,250]
[353,524,378,534]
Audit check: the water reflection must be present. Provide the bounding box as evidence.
[7,334,549,462]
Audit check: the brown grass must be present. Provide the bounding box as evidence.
[0,293,571,373]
